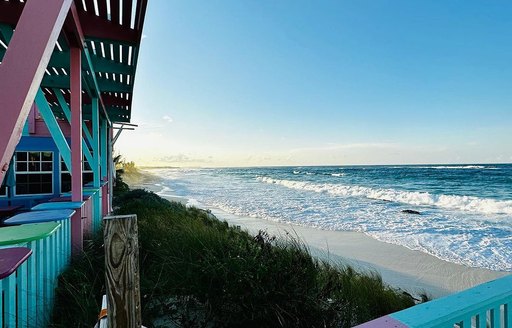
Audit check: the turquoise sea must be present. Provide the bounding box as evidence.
[147,164,512,272]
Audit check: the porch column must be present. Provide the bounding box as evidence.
[91,97,101,230]
[100,118,109,215]
[91,98,100,189]
[108,127,114,213]
[70,46,83,254]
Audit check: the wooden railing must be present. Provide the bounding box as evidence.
[356,275,512,328]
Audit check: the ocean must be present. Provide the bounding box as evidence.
[146,164,512,272]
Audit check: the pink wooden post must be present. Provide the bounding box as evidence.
[70,46,84,254]
[108,128,114,213]
[0,0,73,186]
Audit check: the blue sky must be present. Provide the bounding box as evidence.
[117,0,512,167]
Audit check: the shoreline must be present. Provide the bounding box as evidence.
[213,209,508,298]
[126,171,509,299]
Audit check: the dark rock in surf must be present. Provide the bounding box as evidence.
[401,209,421,215]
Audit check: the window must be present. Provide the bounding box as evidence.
[60,156,94,193]
[15,151,53,195]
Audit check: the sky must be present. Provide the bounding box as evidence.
[116,0,512,167]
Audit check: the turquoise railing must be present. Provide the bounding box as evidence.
[1,210,74,327]
[60,187,102,234]
[0,247,32,328]
[0,195,105,327]
[356,275,512,328]
[84,187,102,233]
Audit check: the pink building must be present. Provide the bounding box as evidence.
[0,2,147,325]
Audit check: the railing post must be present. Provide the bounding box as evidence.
[103,214,141,328]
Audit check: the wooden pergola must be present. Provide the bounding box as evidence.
[0,0,147,251]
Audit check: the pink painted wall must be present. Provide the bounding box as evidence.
[32,119,72,137]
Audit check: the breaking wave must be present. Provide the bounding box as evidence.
[415,165,497,170]
[292,170,345,177]
[257,177,512,215]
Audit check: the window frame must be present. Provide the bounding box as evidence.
[14,151,54,196]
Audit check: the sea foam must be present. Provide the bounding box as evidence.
[257,176,512,215]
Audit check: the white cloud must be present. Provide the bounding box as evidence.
[162,115,173,123]
[158,154,212,164]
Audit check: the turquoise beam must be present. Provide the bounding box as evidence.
[35,89,72,170]
[53,89,70,120]
[82,121,94,148]
[53,89,95,169]
[83,143,94,170]
[53,89,93,144]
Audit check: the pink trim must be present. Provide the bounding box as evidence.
[353,316,409,328]
[31,119,72,137]
[0,0,73,185]
[102,183,109,216]
[108,128,114,213]
[82,196,93,235]
[71,210,83,256]
[70,46,83,202]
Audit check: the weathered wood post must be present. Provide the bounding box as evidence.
[103,214,142,328]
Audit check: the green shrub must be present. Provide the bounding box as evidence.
[51,189,416,328]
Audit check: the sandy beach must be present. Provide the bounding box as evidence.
[211,209,509,298]
[127,171,509,299]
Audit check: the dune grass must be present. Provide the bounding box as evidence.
[51,188,417,327]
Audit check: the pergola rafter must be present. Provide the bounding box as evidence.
[0,0,147,124]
